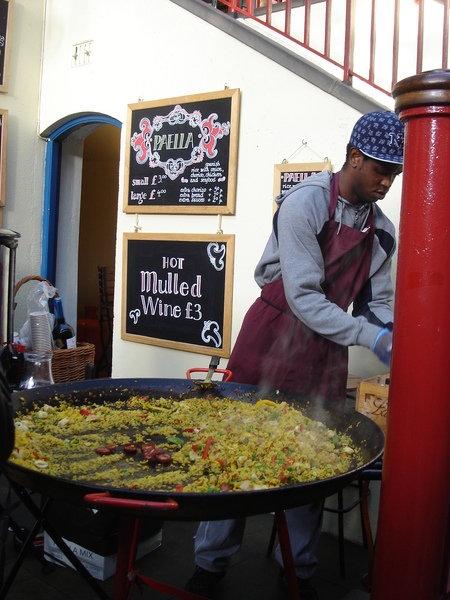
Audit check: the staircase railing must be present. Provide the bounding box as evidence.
[206,0,449,99]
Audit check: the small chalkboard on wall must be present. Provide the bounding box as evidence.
[123,89,240,215]
[273,161,331,211]
[122,233,235,357]
[0,0,14,93]
[0,108,7,206]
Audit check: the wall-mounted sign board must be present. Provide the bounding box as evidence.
[122,233,235,357]
[0,0,13,93]
[272,161,331,212]
[0,108,7,207]
[123,89,240,215]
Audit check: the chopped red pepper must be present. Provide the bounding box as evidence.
[175,484,184,492]
[80,409,91,416]
[202,436,213,459]
[184,427,194,433]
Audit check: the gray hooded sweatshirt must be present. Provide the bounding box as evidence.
[254,170,395,351]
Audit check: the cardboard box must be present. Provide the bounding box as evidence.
[356,373,390,432]
[44,528,162,581]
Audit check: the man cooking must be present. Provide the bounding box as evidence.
[186,110,404,599]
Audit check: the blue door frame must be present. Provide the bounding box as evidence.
[41,113,121,283]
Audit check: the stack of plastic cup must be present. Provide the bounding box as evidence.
[29,312,53,351]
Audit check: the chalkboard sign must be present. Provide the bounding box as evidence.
[124,89,240,215]
[0,0,13,93]
[122,233,235,356]
[274,161,332,195]
[273,161,331,212]
[0,109,7,206]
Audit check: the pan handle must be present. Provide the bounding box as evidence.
[84,492,179,513]
[186,368,233,382]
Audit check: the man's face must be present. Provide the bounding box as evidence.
[352,149,402,206]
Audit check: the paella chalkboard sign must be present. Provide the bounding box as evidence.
[122,233,235,356]
[0,0,13,93]
[272,161,331,212]
[123,89,240,215]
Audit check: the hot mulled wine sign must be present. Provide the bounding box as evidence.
[122,233,235,356]
[123,89,240,214]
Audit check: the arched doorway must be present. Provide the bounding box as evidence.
[40,113,121,373]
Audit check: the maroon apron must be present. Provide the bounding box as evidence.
[227,172,375,403]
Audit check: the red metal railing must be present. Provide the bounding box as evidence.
[207,0,449,98]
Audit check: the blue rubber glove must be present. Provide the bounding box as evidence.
[372,328,393,366]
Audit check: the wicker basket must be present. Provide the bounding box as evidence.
[14,275,95,384]
[51,343,95,383]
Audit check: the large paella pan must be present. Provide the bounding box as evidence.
[4,378,384,520]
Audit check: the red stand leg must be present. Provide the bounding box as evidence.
[276,511,300,600]
[113,517,141,600]
[112,516,211,600]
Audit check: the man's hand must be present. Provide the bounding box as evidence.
[372,328,392,366]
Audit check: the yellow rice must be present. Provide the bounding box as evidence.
[10,395,362,493]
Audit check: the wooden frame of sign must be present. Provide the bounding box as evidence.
[272,161,332,212]
[0,0,14,93]
[122,232,235,357]
[0,108,7,207]
[123,88,240,215]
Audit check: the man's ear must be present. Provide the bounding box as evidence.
[349,147,363,168]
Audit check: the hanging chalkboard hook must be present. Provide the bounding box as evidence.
[284,140,327,163]
[217,215,223,234]
[134,214,142,233]
[282,140,307,163]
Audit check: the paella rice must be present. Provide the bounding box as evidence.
[10,395,363,493]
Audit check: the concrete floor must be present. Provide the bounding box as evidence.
[0,475,372,600]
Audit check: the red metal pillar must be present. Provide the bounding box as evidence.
[372,70,450,600]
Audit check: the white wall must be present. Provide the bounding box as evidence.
[1,0,46,331]
[55,138,83,327]
[35,0,402,381]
